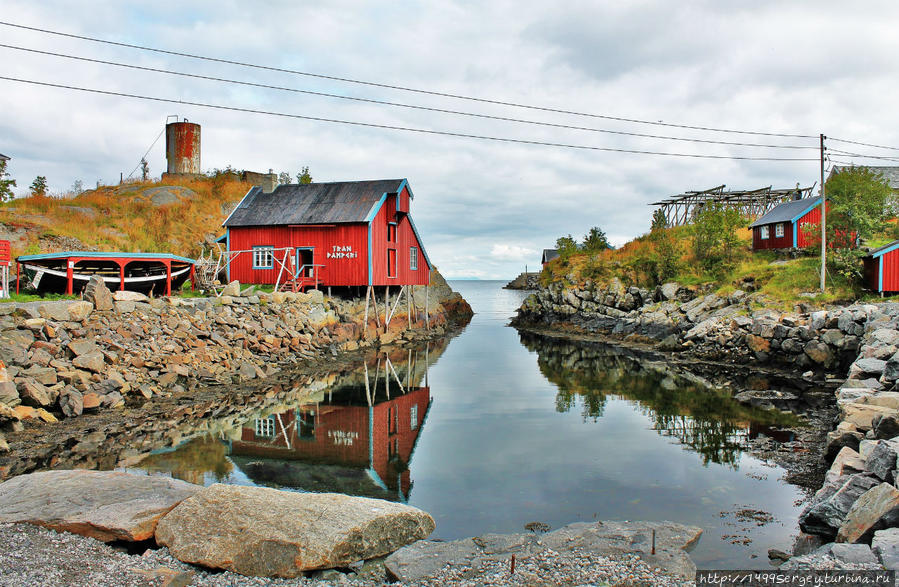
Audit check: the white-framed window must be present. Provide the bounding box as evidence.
[410,246,418,271]
[254,417,275,437]
[252,246,274,269]
[760,226,769,239]
[775,223,785,238]
[410,404,419,430]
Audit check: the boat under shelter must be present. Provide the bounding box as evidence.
[16,251,196,296]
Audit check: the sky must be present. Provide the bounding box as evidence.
[2,1,899,279]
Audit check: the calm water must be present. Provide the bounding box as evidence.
[126,280,814,569]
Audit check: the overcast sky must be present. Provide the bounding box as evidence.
[3,1,899,279]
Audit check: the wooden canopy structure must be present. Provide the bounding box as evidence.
[651,184,816,227]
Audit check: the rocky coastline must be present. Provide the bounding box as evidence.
[503,272,540,290]
[512,278,899,571]
[0,270,472,467]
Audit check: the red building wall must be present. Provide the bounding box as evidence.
[796,206,822,248]
[752,223,793,250]
[880,250,899,292]
[369,192,430,287]
[227,189,429,287]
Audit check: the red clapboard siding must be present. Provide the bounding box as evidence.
[228,224,369,286]
[369,204,430,286]
[753,223,793,250]
[883,250,899,292]
[796,206,821,248]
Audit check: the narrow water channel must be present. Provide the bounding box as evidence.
[125,280,814,569]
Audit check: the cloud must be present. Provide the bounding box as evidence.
[2,1,899,279]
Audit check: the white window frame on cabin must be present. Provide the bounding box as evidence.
[410,246,418,271]
[254,417,276,437]
[775,223,785,238]
[252,246,274,269]
[760,226,770,240]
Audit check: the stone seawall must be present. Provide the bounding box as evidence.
[513,279,899,571]
[0,272,472,450]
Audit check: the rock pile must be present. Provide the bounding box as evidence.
[0,273,471,445]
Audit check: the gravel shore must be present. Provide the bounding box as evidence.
[0,523,695,586]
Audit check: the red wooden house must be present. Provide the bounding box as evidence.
[223,179,431,290]
[541,248,559,267]
[749,196,823,250]
[864,240,899,293]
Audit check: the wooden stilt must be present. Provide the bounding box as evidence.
[373,287,382,328]
[425,285,429,330]
[384,357,390,400]
[407,285,412,329]
[384,286,390,330]
[386,285,404,327]
[364,362,372,407]
[363,285,371,330]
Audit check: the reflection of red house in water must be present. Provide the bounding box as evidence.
[229,386,431,501]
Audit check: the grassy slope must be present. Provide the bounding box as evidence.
[542,226,875,306]
[0,175,252,258]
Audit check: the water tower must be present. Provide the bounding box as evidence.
[165,117,201,175]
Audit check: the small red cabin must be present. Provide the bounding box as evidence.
[749,196,823,250]
[541,248,559,267]
[223,179,431,288]
[864,240,899,293]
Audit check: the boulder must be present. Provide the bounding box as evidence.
[66,301,94,322]
[113,290,150,302]
[385,520,702,582]
[800,474,880,538]
[83,275,114,312]
[745,334,770,353]
[155,484,435,577]
[826,430,864,461]
[826,447,866,482]
[837,483,899,543]
[72,351,105,373]
[58,388,83,418]
[804,341,834,365]
[67,340,99,357]
[873,414,899,440]
[0,470,200,542]
[866,441,899,482]
[19,379,52,407]
[842,403,897,431]
[872,528,899,570]
[660,282,679,301]
[854,358,888,378]
[221,280,241,297]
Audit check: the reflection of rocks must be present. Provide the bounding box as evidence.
[0,470,199,542]
[734,389,799,411]
[156,484,435,577]
[385,520,702,581]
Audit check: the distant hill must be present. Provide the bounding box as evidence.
[0,176,252,259]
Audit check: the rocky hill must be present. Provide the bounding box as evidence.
[0,176,252,259]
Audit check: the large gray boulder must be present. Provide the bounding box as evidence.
[837,483,899,543]
[155,484,434,577]
[0,470,200,542]
[385,520,702,582]
[800,474,879,538]
[872,528,899,570]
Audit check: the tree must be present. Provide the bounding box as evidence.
[825,166,892,244]
[71,179,84,196]
[691,203,744,278]
[555,234,578,259]
[140,158,150,181]
[29,175,48,197]
[651,208,667,231]
[582,226,610,252]
[278,171,292,185]
[296,166,312,184]
[0,159,15,202]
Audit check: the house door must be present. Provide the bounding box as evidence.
[296,248,314,278]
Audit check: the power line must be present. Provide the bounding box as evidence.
[0,75,821,161]
[0,20,818,140]
[825,148,899,163]
[828,136,899,153]
[0,43,819,151]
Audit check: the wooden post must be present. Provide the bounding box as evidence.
[16,262,20,294]
[364,285,371,331]
[407,285,412,329]
[820,133,827,292]
[165,261,172,297]
[384,286,390,330]
[118,263,126,291]
[425,285,429,330]
[190,264,196,291]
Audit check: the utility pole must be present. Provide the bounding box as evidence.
[820,133,827,291]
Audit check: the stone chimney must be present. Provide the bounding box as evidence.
[261,168,278,193]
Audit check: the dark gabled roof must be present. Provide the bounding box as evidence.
[223,179,407,227]
[832,166,899,190]
[542,249,559,263]
[748,196,822,228]
[0,154,9,161]
[867,239,899,259]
